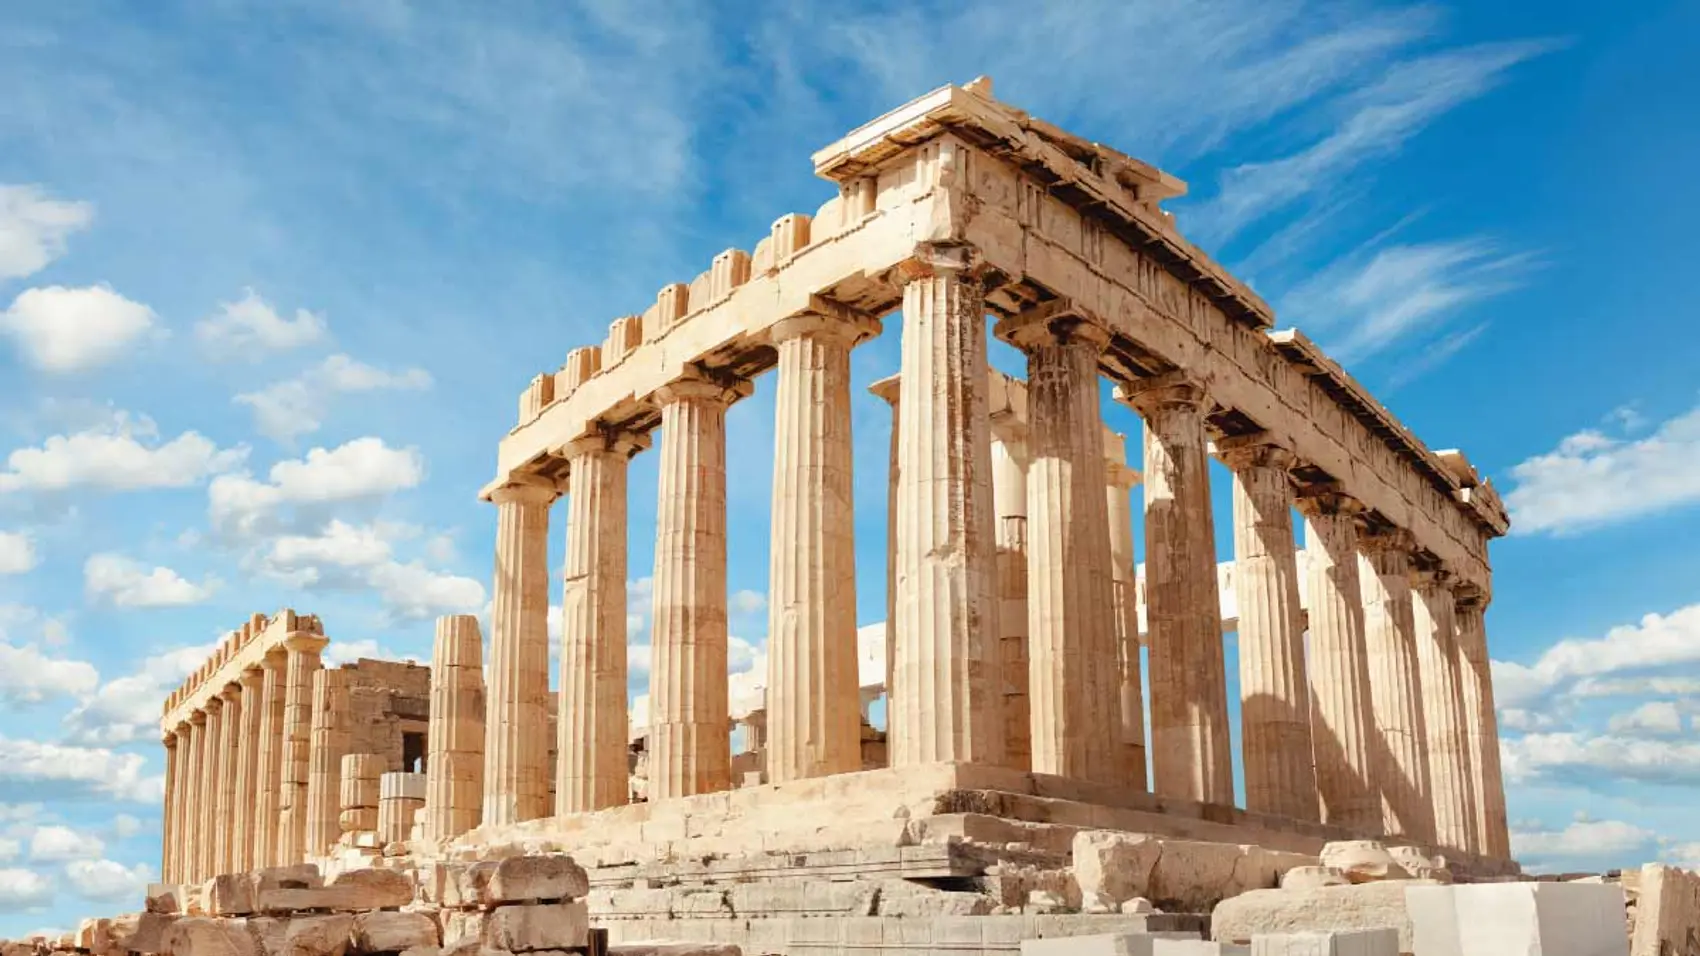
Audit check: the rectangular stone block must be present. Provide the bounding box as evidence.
[1021,934,1209,956]
[203,875,254,917]
[1250,929,1397,955]
[147,885,183,915]
[1407,883,1628,956]
[161,918,256,956]
[128,912,178,954]
[485,855,589,905]
[1631,864,1700,956]
[483,902,590,952]
[1152,943,1250,955]
[248,914,352,956]
[353,911,439,952]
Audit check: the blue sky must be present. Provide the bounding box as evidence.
[2,0,1698,935]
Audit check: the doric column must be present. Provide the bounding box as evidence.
[160,731,179,882]
[428,615,486,842]
[184,712,206,883]
[557,430,647,813]
[1358,530,1435,843]
[868,375,901,737]
[277,629,327,865]
[1118,376,1232,805]
[198,699,223,879]
[1296,489,1381,834]
[999,307,1119,783]
[1106,457,1148,790]
[649,372,748,800]
[766,311,877,783]
[305,666,351,858]
[252,650,286,868]
[1413,567,1479,854]
[1220,437,1317,821]
[213,682,242,874]
[231,667,262,872]
[889,244,1003,767]
[991,433,1031,772]
[170,723,193,882]
[1454,585,1510,858]
[483,477,557,826]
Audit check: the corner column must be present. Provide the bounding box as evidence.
[991,434,1031,772]
[766,311,877,783]
[252,650,286,868]
[160,732,180,882]
[428,615,486,842]
[483,477,557,826]
[212,683,242,874]
[1118,376,1233,805]
[890,244,1003,767]
[305,666,351,858]
[557,430,647,812]
[649,373,748,800]
[1106,457,1148,790]
[1220,437,1318,821]
[277,629,327,865]
[1413,567,1479,854]
[1358,531,1435,843]
[197,699,224,879]
[999,307,1120,783]
[1296,488,1381,834]
[231,667,262,872]
[1454,585,1510,858]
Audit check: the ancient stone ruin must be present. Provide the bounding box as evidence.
[11,77,1690,956]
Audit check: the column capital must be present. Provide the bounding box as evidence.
[204,697,224,716]
[174,720,192,737]
[995,299,1112,354]
[896,241,986,285]
[771,310,880,349]
[283,631,329,655]
[1105,461,1142,490]
[218,681,243,703]
[1294,482,1366,519]
[1359,526,1418,556]
[487,473,559,507]
[653,370,753,409]
[1408,563,1454,591]
[1452,580,1490,609]
[1113,370,1208,416]
[1214,432,1295,473]
[163,731,180,748]
[561,427,650,462]
[239,665,265,688]
[867,374,900,406]
[189,709,207,726]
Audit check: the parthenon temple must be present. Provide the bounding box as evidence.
[146,78,1538,953]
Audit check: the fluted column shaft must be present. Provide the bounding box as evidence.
[1297,493,1381,833]
[1413,570,1478,854]
[1107,461,1148,790]
[232,669,262,872]
[252,651,286,868]
[160,733,179,882]
[278,632,327,865]
[1223,441,1317,821]
[766,314,873,783]
[558,434,644,812]
[650,375,744,800]
[1455,588,1510,857]
[890,246,1003,767]
[198,700,223,879]
[1004,313,1119,783]
[305,667,350,857]
[1358,533,1435,843]
[870,376,901,736]
[1122,379,1232,805]
[991,435,1031,772]
[170,724,193,882]
[483,480,556,826]
[428,615,486,842]
[185,714,207,882]
[213,684,242,874]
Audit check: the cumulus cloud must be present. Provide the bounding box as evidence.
[1606,701,1686,737]
[0,838,17,864]
[1493,602,1700,709]
[0,184,93,281]
[251,519,483,621]
[1506,401,1700,535]
[0,734,163,803]
[0,867,53,911]
[0,408,246,494]
[1511,817,1657,871]
[731,589,766,615]
[0,531,37,574]
[111,815,142,840]
[236,353,432,443]
[64,859,153,903]
[1,284,159,372]
[63,643,214,745]
[194,288,326,356]
[1502,732,1700,787]
[27,825,104,863]
[0,641,99,706]
[208,437,424,536]
[84,553,215,608]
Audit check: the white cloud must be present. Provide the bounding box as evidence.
[1607,701,1686,738]
[62,643,213,746]
[64,858,153,903]
[28,825,104,863]
[731,589,766,615]
[251,519,484,621]
[1511,817,1657,870]
[0,531,37,575]
[236,353,432,443]
[84,553,215,608]
[0,734,164,803]
[194,288,326,356]
[1497,708,1560,734]
[366,561,485,620]
[0,184,93,281]
[1502,732,1700,787]
[0,642,99,706]
[1,284,158,372]
[1493,603,1700,709]
[208,437,425,535]
[1506,401,1700,535]
[0,867,53,911]
[0,408,246,494]
[0,838,17,863]
[1573,677,1700,699]
[111,814,142,840]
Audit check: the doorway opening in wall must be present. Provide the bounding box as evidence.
[403,731,427,773]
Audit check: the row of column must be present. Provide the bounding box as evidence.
[161,631,326,884]
[478,242,1508,860]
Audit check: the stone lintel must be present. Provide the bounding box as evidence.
[1294,482,1368,519]
[1112,369,1208,414]
[993,297,1112,353]
[160,609,326,734]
